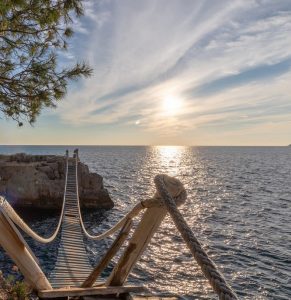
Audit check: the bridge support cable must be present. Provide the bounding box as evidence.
[49,155,93,288]
[0,204,52,291]
[74,152,145,241]
[0,149,239,299]
[154,174,239,300]
[0,153,69,243]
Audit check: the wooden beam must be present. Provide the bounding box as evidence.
[127,295,179,300]
[107,207,167,286]
[38,286,146,298]
[82,219,132,287]
[0,211,52,291]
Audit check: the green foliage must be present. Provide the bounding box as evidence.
[0,0,93,126]
[0,269,31,299]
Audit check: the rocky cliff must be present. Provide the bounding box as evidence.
[0,153,114,209]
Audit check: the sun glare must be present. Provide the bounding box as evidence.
[155,146,185,175]
[162,95,182,116]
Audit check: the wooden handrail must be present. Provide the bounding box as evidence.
[0,210,52,291]
[106,205,167,286]
[82,219,133,287]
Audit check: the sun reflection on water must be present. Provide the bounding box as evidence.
[154,145,185,176]
[131,146,218,298]
[1,146,289,299]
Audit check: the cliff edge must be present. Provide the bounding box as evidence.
[0,153,114,209]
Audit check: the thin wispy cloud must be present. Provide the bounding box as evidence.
[5,0,288,145]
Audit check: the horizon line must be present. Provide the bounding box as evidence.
[0,144,289,147]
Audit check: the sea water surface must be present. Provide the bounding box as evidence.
[0,146,290,299]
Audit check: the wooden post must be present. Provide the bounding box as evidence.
[106,206,167,286]
[82,219,133,287]
[0,211,52,291]
[38,286,146,298]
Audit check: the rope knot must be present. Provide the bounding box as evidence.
[153,175,239,300]
[154,174,187,207]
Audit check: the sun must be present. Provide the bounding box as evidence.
[162,95,182,116]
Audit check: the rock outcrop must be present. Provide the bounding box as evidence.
[0,153,114,209]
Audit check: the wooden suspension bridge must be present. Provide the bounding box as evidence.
[0,150,239,299]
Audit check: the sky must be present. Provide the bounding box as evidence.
[1,0,291,146]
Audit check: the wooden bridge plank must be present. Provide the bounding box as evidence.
[49,160,93,288]
[38,286,146,298]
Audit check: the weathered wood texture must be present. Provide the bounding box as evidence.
[82,219,133,287]
[128,295,179,300]
[0,154,171,299]
[0,211,51,290]
[49,161,93,288]
[38,285,146,298]
[107,207,167,286]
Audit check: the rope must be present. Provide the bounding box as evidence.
[0,151,144,243]
[0,152,144,246]
[0,149,239,299]
[78,201,143,240]
[0,154,69,244]
[74,154,187,240]
[74,154,147,240]
[154,174,239,300]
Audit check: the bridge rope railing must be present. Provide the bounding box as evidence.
[0,152,69,244]
[74,151,145,240]
[0,150,239,299]
[154,174,239,300]
[0,151,151,244]
[73,152,178,241]
[74,152,238,299]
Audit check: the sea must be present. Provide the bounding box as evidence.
[0,146,290,299]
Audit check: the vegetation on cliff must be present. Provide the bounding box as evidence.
[0,267,32,300]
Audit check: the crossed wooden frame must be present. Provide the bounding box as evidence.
[0,194,172,298]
